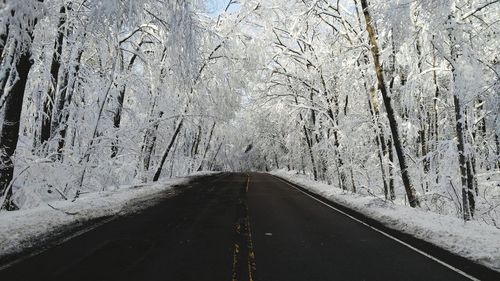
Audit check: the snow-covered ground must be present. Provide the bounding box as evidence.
[270,170,500,272]
[0,172,219,261]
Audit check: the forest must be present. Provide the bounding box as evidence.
[0,0,499,230]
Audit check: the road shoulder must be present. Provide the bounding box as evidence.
[0,173,222,269]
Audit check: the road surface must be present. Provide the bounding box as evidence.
[1,173,498,281]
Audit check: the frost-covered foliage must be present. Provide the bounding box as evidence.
[218,0,500,225]
[0,0,245,209]
[0,0,45,52]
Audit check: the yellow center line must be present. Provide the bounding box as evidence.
[246,212,257,281]
[245,174,256,281]
[231,173,257,281]
[245,173,250,193]
[232,242,240,281]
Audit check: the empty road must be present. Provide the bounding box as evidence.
[1,173,498,281]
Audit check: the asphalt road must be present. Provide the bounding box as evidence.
[1,173,499,281]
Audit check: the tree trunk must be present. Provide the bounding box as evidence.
[356,48,391,199]
[40,5,66,148]
[350,166,356,193]
[387,137,396,200]
[302,124,317,181]
[431,41,440,184]
[0,40,16,101]
[496,130,500,169]
[197,121,216,171]
[368,86,390,199]
[359,0,420,207]
[447,14,474,220]
[414,33,432,194]
[0,23,9,62]
[142,111,163,172]
[310,90,328,181]
[0,1,44,209]
[55,42,84,159]
[110,83,126,158]
[191,125,202,157]
[0,52,32,210]
[153,118,184,181]
[453,94,471,220]
[111,42,143,157]
[324,90,345,188]
[209,141,223,171]
[294,95,318,181]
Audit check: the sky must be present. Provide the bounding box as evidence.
[205,0,227,13]
[204,0,240,16]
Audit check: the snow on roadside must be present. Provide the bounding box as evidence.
[270,169,500,272]
[0,172,219,260]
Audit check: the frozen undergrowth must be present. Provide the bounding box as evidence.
[0,171,219,261]
[270,169,500,272]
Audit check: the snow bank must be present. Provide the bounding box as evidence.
[0,173,218,261]
[270,170,500,272]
